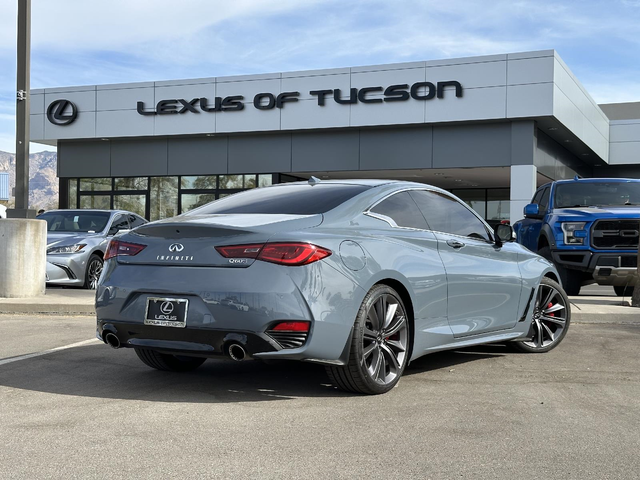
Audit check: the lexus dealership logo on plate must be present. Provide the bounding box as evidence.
[159,301,174,315]
[47,99,78,126]
[168,243,184,252]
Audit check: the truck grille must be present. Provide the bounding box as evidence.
[591,219,640,249]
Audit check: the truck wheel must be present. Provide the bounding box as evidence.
[538,247,582,296]
[614,286,634,297]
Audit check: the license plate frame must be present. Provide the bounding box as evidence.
[144,297,189,328]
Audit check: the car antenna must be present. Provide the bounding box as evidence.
[308,176,322,185]
[574,175,582,181]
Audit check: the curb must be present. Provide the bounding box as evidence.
[0,304,95,316]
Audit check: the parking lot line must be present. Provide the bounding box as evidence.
[0,338,99,366]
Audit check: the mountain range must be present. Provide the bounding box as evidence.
[0,150,58,211]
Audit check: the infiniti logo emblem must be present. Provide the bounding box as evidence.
[47,99,78,126]
[160,301,174,315]
[169,243,184,252]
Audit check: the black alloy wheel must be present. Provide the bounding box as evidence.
[326,284,410,395]
[512,277,571,353]
[84,254,104,290]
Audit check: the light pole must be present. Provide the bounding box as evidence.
[10,0,34,219]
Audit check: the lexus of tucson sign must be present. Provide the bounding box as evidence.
[136,81,463,116]
[46,80,463,125]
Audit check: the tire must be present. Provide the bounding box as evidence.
[326,285,410,395]
[84,254,104,290]
[614,286,634,297]
[538,247,582,296]
[512,277,571,353]
[134,348,206,372]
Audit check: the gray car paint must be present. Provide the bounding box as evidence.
[96,180,559,365]
[44,209,146,287]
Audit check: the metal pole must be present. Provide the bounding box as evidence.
[12,0,33,218]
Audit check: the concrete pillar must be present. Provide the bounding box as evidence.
[510,165,537,225]
[0,219,46,298]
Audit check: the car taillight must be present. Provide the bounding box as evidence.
[215,242,331,266]
[104,240,146,260]
[215,244,264,259]
[271,321,310,332]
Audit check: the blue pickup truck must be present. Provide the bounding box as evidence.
[514,177,639,296]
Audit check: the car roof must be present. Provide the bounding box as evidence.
[553,177,640,185]
[276,179,400,187]
[41,209,140,215]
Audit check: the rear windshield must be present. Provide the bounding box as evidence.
[185,184,371,215]
[555,182,640,208]
[39,211,111,233]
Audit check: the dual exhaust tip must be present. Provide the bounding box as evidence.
[104,332,248,362]
[227,342,247,362]
[104,332,121,349]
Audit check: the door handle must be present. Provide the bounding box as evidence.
[446,239,465,249]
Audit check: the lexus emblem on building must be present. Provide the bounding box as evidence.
[47,99,78,126]
[168,243,184,252]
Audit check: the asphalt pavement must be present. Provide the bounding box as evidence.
[0,310,638,479]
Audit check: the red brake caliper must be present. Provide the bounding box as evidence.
[547,302,554,317]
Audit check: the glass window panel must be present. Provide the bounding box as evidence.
[244,175,256,189]
[219,175,243,189]
[68,179,77,208]
[188,185,371,216]
[80,178,111,191]
[410,191,490,242]
[80,195,110,210]
[114,194,147,218]
[181,194,217,213]
[487,189,510,225]
[150,177,178,221]
[129,215,147,228]
[258,174,273,187]
[370,192,428,229]
[451,189,486,219]
[115,177,148,191]
[180,176,218,190]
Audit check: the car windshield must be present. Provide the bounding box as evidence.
[39,211,111,233]
[185,184,371,215]
[554,182,640,208]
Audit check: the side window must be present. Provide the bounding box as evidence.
[531,189,544,205]
[369,192,429,230]
[409,190,491,242]
[129,215,146,229]
[539,187,550,212]
[109,215,129,235]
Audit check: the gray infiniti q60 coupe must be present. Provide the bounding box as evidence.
[96,180,570,394]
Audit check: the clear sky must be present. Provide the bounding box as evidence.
[0,0,639,153]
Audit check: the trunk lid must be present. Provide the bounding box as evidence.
[117,214,322,267]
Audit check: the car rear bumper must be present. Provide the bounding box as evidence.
[96,260,364,364]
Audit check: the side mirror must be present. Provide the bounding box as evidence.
[524,203,541,218]
[495,224,515,245]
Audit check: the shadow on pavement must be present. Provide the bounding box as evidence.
[0,342,510,403]
[405,343,508,375]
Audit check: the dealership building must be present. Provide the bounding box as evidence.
[30,49,640,224]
